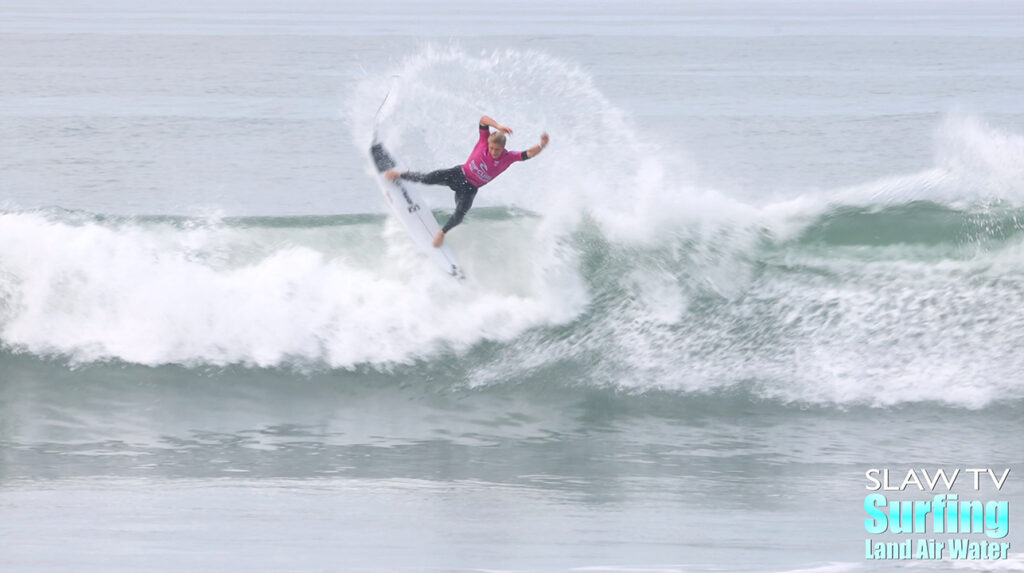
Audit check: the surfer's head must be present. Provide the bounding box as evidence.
[487,132,506,159]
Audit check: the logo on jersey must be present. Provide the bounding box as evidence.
[468,160,492,183]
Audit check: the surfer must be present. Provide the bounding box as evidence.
[386,116,549,247]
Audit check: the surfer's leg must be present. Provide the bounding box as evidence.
[401,166,461,186]
[441,188,477,233]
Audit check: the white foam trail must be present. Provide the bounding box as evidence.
[348,45,763,245]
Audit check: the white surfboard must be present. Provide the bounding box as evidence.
[370,141,465,279]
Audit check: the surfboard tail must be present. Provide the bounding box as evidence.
[370,143,396,172]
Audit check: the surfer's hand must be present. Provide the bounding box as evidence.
[540,133,549,148]
[433,230,445,248]
[499,125,513,135]
[385,170,401,181]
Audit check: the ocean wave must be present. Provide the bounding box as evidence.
[3,47,1024,408]
[2,200,1023,409]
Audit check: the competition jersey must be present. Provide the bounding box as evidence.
[461,125,527,188]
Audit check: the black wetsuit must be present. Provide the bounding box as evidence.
[399,166,478,233]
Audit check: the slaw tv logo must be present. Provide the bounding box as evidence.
[863,468,1011,561]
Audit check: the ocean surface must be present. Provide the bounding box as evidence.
[2,1,1024,571]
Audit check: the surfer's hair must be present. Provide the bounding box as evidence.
[488,132,506,147]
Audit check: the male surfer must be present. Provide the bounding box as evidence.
[386,116,549,247]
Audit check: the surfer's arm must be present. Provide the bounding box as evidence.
[523,133,550,159]
[479,116,513,135]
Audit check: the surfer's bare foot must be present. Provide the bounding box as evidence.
[385,170,401,181]
[433,230,445,248]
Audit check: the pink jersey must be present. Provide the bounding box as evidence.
[461,126,526,188]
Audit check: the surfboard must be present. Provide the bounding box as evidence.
[369,141,465,279]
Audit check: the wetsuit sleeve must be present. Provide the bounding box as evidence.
[478,124,490,143]
[520,151,530,161]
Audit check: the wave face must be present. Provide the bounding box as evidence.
[4,48,1024,409]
